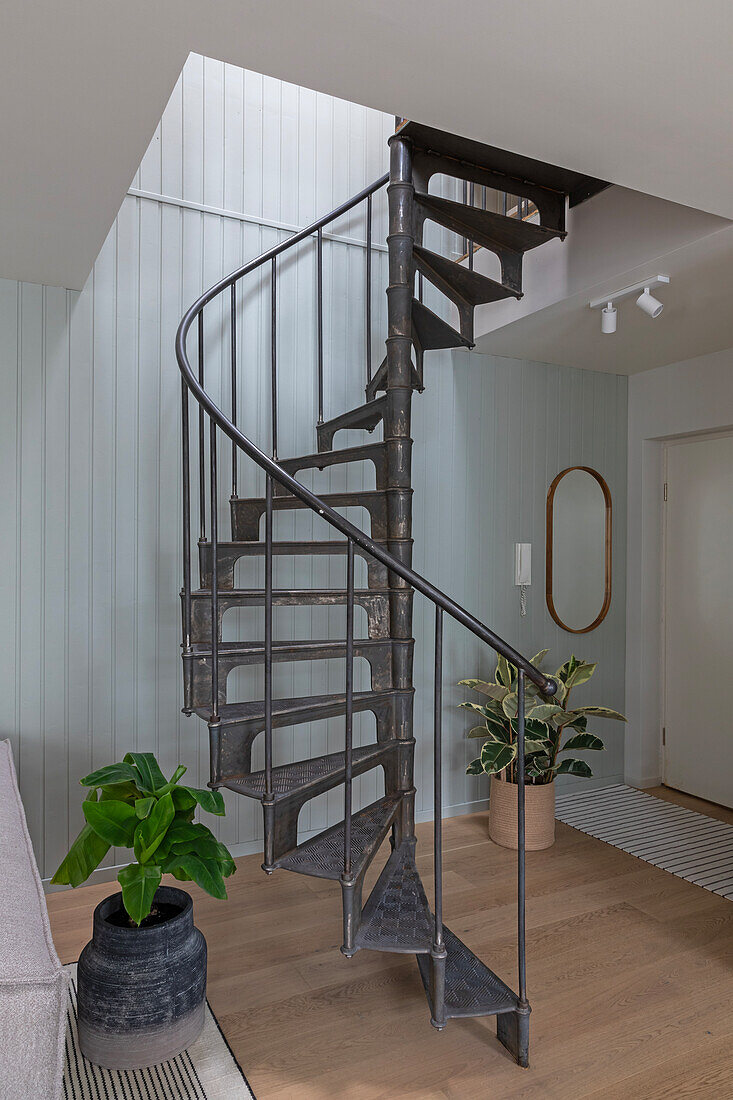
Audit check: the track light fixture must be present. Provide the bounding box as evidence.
[589,275,670,334]
[636,288,664,318]
[601,302,617,334]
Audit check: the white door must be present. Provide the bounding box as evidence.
[663,432,733,807]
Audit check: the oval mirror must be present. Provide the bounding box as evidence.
[546,466,611,634]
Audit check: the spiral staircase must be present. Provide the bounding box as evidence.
[176,119,606,1067]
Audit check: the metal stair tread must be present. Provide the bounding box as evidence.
[413,244,520,306]
[398,120,608,205]
[411,298,472,351]
[189,586,390,600]
[416,191,564,253]
[193,688,397,726]
[189,637,395,659]
[231,488,388,508]
[317,395,388,451]
[277,442,386,479]
[273,793,403,881]
[416,925,519,1018]
[354,842,434,954]
[221,742,397,801]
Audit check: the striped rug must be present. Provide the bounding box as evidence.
[555,783,733,898]
[63,965,254,1099]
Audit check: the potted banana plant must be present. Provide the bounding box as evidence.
[51,752,236,1069]
[461,653,626,849]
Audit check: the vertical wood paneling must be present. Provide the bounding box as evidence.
[0,56,628,879]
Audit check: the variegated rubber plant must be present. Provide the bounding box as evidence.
[461,652,626,785]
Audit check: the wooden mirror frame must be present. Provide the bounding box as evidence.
[545,466,612,634]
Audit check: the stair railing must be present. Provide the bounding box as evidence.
[176,174,555,1010]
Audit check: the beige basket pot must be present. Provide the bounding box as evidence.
[488,772,555,850]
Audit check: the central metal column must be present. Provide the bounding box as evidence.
[385,131,416,843]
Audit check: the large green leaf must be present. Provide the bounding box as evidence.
[458,679,509,702]
[173,853,227,900]
[467,725,494,739]
[529,649,549,669]
[123,752,168,794]
[569,706,626,722]
[527,703,563,722]
[180,786,226,816]
[565,661,597,690]
[480,740,516,775]
[118,863,162,925]
[135,797,155,819]
[165,821,212,846]
[554,758,593,778]
[510,717,551,740]
[171,786,198,813]
[561,732,605,752]
[216,842,237,878]
[50,823,110,887]
[133,792,175,863]
[155,765,188,797]
[82,799,137,848]
[80,763,140,789]
[502,693,518,719]
[466,758,484,776]
[524,737,554,755]
[495,655,512,688]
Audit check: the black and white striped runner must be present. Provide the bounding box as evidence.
[555,784,733,897]
[63,966,254,1100]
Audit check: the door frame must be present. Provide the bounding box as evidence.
[661,428,733,788]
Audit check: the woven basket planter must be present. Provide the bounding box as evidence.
[489,773,556,850]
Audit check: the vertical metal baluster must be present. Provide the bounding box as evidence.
[343,540,355,876]
[197,311,206,539]
[209,419,219,719]
[317,227,324,423]
[264,473,273,799]
[365,195,372,388]
[468,183,474,271]
[230,282,238,498]
[433,606,444,948]
[181,379,192,650]
[430,605,447,1030]
[418,271,424,304]
[502,191,508,217]
[271,257,278,459]
[462,180,468,257]
[517,668,527,1005]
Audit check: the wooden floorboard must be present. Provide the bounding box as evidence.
[47,791,733,1098]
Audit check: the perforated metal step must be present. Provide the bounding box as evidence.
[354,841,433,954]
[273,793,402,881]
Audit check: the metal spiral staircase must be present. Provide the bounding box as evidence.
[176,119,606,1067]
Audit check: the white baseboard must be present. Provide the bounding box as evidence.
[624,773,662,789]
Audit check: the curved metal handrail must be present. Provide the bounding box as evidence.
[175,176,554,696]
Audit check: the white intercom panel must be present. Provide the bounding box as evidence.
[514,543,532,586]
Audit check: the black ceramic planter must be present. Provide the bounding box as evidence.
[77,885,207,1069]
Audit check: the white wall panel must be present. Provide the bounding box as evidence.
[0,56,627,880]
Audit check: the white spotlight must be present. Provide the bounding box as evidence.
[601,301,617,334]
[636,287,664,318]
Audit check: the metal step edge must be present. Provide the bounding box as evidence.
[416,191,564,252]
[220,741,400,803]
[412,244,520,305]
[411,298,472,351]
[416,925,519,1019]
[354,841,434,955]
[272,793,403,881]
[193,688,406,726]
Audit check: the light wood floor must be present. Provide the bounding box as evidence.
[47,787,733,1099]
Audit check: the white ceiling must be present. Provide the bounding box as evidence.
[475,224,733,374]
[4,1,733,289]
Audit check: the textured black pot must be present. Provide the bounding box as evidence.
[77,885,207,1069]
